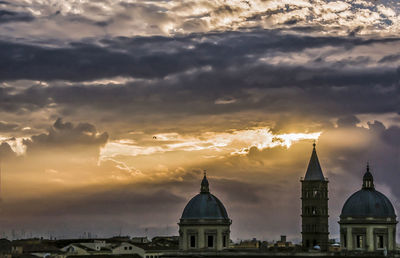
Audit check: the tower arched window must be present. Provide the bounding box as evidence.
[313,190,318,198]
[312,207,317,215]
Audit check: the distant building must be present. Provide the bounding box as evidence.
[300,143,329,251]
[150,236,178,248]
[178,172,231,251]
[0,239,11,255]
[79,240,107,252]
[61,240,157,257]
[233,238,260,249]
[12,239,63,258]
[274,235,293,248]
[339,165,397,252]
[61,244,92,256]
[61,240,113,256]
[111,242,146,255]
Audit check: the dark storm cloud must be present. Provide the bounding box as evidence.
[379,54,400,63]
[0,9,34,23]
[1,64,399,122]
[0,29,399,138]
[0,30,399,82]
[382,125,400,146]
[0,30,398,123]
[337,115,360,127]
[23,118,108,152]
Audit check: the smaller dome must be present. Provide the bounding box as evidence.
[341,165,396,218]
[362,163,374,189]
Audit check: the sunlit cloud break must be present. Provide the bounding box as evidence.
[0,136,27,156]
[100,128,321,159]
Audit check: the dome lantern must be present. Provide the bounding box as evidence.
[362,163,374,189]
[200,170,209,193]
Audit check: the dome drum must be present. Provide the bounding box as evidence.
[339,217,397,224]
[179,218,232,226]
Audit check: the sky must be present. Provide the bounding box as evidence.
[0,0,400,243]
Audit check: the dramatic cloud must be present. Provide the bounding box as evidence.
[0,0,399,243]
[23,118,108,153]
[100,128,320,159]
[0,0,399,40]
[0,30,399,137]
[0,9,34,23]
[1,117,400,242]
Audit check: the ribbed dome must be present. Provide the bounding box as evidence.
[181,192,229,220]
[341,165,396,218]
[341,189,395,218]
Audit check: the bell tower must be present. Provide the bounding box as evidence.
[301,143,329,251]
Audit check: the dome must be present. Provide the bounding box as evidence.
[180,172,229,220]
[341,165,396,218]
[181,193,229,220]
[341,189,396,218]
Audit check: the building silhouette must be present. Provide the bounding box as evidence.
[300,143,329,251]
[339,164,397,251]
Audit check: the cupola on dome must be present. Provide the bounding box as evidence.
[341,165,396,218]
